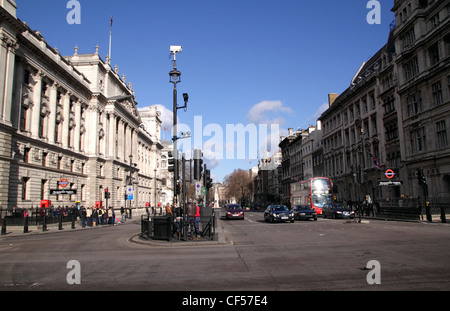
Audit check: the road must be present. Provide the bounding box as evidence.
[0,210,449,291]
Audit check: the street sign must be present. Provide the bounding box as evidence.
[58,178,69,188]
[127,185,133,200]
[50,189,77,195]
[385,169,395,179]
[379,181,403,187]
[195,182,202,196]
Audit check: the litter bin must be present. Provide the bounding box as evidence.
[152,216,172,241]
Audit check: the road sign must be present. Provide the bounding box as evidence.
[195,182,202,196]
[127,185,133,200]
[385,169,395,179]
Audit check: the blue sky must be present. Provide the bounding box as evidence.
[17,0,395,182]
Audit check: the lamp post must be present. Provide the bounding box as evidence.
[169,46,188,207]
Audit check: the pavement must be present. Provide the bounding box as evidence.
[0,210,229,247]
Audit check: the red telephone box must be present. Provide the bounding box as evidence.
[40,200,52,208]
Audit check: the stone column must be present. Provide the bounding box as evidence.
[61,92,71,148]
[30,71,43,138]
[47,83,58,144]
[73,100,81,152]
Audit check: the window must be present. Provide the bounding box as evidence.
[432,82,443,106]
[401,27,416,50]
[383,96,396,115]
[411,127,427,153]
[429,43,440,66]
[430,13,440,29]
[42,152,48,167]
[404,56,420,81]
[22,177,30,200]
[41,179,47,200]
[407,92,422,116]
[436,120,448,149]
[24,147,31,163]
[385,121,399,143]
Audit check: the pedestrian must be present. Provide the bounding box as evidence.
[194,201,201,240]
[108,207,113,225]
[97,207,103,225]
[86,206,92,227]
[174,205,183,240]
[120,206,125,223]
[92,207,98,226]
[166,203,173,216]
[157,202,162,215]
[186,201,196,240]
[81,206,86,228]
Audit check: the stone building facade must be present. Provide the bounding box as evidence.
[0,1,167,209]
[319,0,450,201]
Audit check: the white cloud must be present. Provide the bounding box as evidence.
[307,102,329,124]
[247,100,293,125]
[155,104,174,132]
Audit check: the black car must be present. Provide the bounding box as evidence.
[322,203,355,219]
[292,205,317,221]
[225,204,245,220]
[264,205,294,223]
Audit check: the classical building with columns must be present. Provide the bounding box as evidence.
[0,1,167,209]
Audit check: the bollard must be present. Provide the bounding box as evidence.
[58,214,63,230]
[441,206,447,223]
[42,215,47,232]
[1,218,6,235]
[71,213,75,229]
[23,216,29,234]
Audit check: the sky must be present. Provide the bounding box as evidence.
[16,0,395,182]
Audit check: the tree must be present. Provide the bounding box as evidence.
[224,169,253,205]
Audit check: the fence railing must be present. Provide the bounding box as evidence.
[353,197,449,222]
[140,213,216,242]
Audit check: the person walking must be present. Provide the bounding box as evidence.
[194,201,201,240]
[108,207,113,225]
[165,203,173,216]
[120,206,125,223]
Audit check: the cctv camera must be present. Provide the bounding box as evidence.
[170,45,182,54]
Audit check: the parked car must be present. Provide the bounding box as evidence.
[292,205,317,221]
[322,203,355,219]
[264,205,294,223]
[225,204,245,220]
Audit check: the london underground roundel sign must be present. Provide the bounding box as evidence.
[58,178,69,188]
[385,169,395,179]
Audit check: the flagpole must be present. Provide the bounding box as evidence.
[108,16,113,62]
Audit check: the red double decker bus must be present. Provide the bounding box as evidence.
[290,177,333,215]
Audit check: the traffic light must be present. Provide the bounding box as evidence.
[193,149,203,181]
[205,169,213,189]
[417,169,426,186]
[105,188,110,199]
[168,151,179,181]
[176,183,182,195]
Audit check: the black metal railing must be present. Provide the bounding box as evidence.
[353,197,449,222]
[140,212,216,242]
